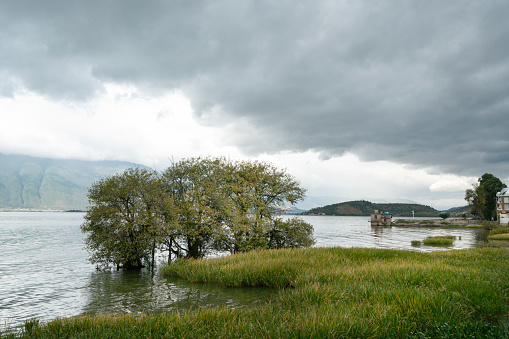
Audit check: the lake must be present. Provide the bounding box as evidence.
[0,212,490,331]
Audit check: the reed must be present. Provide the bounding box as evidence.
[488,233,509,241]
[489,227,509,236]
[487,227,509,241]
[4,247,509,338]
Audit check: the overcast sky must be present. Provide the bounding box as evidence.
[1,1,508,210]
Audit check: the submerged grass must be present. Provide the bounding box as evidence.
[422,236,456,246]
[411,240,422,246]
[4,247,509,338]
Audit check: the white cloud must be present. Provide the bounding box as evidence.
[429,179,474,192]
[0,84,479,210]
[0,84,242,167]
[257,152,471,209]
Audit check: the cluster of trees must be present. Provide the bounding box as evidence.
[81,157,314,269]
[465,173,507,221]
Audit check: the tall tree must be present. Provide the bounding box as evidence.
[465,183,485,220]
[478,173,507,221]
[81,168,167,269]
[227,160,307,253]
[82,157,314,265]
[160,158,234,259]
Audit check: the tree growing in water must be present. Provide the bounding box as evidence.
[81,168,168,269]
[82,157,314,266]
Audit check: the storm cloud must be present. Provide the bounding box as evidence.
[1,0,508,178]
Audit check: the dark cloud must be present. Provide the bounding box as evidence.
[1,0,508,178]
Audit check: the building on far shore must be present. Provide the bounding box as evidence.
[371,209,392,226]
[497,188,509,225]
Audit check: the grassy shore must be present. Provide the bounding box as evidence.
[3,247,509,338]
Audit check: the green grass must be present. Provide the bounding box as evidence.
[489,227,509,236]
[395,219,414,224]
[466,224,484,229]
[422,236,456,246]
[411,240,422,246]
[487,227,509,241]
[488,234,509,241]
[418,220,435,225]
[4,247,509,338]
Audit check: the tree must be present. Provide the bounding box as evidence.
[161,157,310,257]
[160,158,235,259]
[478,173,507,221]
[267,218,315,249]
[221,159,307,253]
[465,174,507,221]
[465,183,485,220]
[439,212,450,220]
[82,157,313,265]
[81,168,168,269]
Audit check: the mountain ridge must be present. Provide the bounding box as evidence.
[0,153,149,210]
[302,200,441,217]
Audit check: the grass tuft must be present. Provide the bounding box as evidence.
[422,235,455,246]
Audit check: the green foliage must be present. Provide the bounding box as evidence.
[422,236,455,246]
[479,173,507,221]
[81,168,168,269]
[439,212,450,219]
[409,322,509,339]
[6,247,509,338]
[81,157,312,265]
[159,157,309,258]
[465,173,507,221]
[267,218,315,249]
[489,227,509,236]
[481,220,498,230]
[488,233,509,241]
[465,183,485,220]
[305,200,440,217]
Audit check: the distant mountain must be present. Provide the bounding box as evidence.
[279,206,307,215]
[295,196,350,210]
[442,205,471,216]
[302,200,440,217]
[0,154,149,211]
[296,196,419,211]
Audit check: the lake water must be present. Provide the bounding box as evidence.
[0,212,490,331]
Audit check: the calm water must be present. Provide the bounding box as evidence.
[0,212,490,331]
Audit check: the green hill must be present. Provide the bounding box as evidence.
[303,200,440,217]
[0,154,149,211]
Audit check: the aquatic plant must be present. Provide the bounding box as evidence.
[422,235,455,246]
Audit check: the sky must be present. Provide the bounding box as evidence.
[1,1,508,210]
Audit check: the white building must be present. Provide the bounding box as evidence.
[496,188,509,225]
